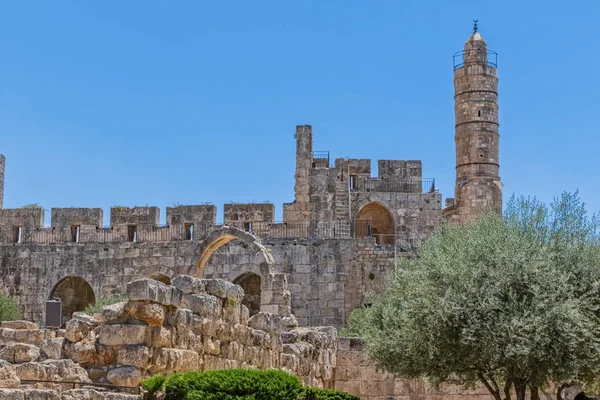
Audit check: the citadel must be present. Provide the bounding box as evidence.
[0,29,504,399]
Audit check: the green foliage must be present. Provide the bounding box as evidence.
[142,375,166,400]
[142,368,357,400]
[0,292,21,323]
[83,295,127,316]
[303,387,359,400]
[352,191,600,400]
[22,203,42,209]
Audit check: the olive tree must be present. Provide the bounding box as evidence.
[350,192,600,400]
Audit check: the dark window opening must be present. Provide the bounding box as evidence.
[349,175,358,190]
[12,226,22,244]
[185,223,194,240]
[244,222,253,233]
[478,110,481,117]
[71,225,81,243]
[127,225,137,242]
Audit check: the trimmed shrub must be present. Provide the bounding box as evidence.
[0,292,21,323]
[142,369,358,400]
[303,387,359,400]
[84,295,127,316]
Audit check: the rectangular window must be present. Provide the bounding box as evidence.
[244,222,253,233]
[12,226,22,244]
[349,175,358,190]
[185,223,194,240]
[71,225,81,243]
[127,225,137,242]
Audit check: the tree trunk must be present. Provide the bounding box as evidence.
[514,381,527,400]
[504,380,512,400]
[530,385,540,400]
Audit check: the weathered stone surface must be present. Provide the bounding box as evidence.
[61,389,140,399]
[22,389,60,399]
[172,275,206,294]
[64,319,95,344]
[248,312,282,333]
[0,389,23,400]
[150,348,200,374]
[40,359,91,383]
[106,366,141,387]
[117,345,149,369]
[126,278,182,307]
[101,302,128,325]
[0,343,41,364]
[71,313,99,326]
[204,279,244,300]
[0,360,19,388]
[1,321,38,330]
[66,335,97,364]
[41,338,65,360]
[98,325,148,346]
[182,294,221,319]
[128,302,164,327]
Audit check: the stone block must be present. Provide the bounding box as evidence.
[66,335,96,365]
[150,348,200,374]
[182,294,221,319]
[22,389,60,400]
[128,301,165,326]
[118,345,150,369]
[203,278,244,300]
[0,321,38,330]
[98,325,149,346]
[248,312,282,334]
[102,302,129,325]
[0,360,19,388]
[172,275,206,294]
[0,343,41,364]
[0,389,23,400]
[107,366,141,387]
[40,359,91,383]
[126,278,182,307]
[64,318,96,343]
[41,338,65,360]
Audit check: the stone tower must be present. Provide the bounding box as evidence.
[453,27,502,222]
[0,154,4,209]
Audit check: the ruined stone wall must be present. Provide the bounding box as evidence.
[0,233,397,329]
[335,338,494,400]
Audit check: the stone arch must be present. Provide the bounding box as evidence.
[233,272,261,317]
[49,275,96,324]
[192,226,290,316]
[148,267,174,285]
[355,201,395,245]
[194,226,274,278]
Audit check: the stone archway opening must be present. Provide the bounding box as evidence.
[49,275,96,324]
[233,272,262,317]
[355,202,395,245]
[193,227,291,317]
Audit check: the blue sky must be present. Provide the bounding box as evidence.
[1,1,599,225]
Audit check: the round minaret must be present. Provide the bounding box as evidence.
[453,24,502,222]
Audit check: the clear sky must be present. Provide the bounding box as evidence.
[1,1,599,225]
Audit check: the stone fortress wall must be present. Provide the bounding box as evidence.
[0,29,504,399]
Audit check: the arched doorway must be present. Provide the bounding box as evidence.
[192,226,291,316]
[355,202,395,245]
[49,276,96,325]
[233,272,261,317]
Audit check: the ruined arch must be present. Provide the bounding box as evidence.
[194,226,273,278]
[233,272,261,317]
[49,275,96,324]
[355,201,395,245]
[192,226,291,316]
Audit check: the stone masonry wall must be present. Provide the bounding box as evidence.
[0,276,337,396]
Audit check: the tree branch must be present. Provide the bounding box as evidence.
[478,372,502,400]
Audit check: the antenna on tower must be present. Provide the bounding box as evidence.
[473,19,479,33]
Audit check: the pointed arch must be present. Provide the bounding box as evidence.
[49,275,96,324]
[355,201,395,245]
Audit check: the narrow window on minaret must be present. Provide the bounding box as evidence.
[478,110,481,117]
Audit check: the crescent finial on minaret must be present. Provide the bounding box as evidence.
[473,19,479,33]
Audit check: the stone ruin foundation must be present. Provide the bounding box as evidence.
[0,275,337,399]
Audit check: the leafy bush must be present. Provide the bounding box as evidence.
[83,295,127,316]
[142,369,357,400]
[0,292,21,323]
[303,387,359,400]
